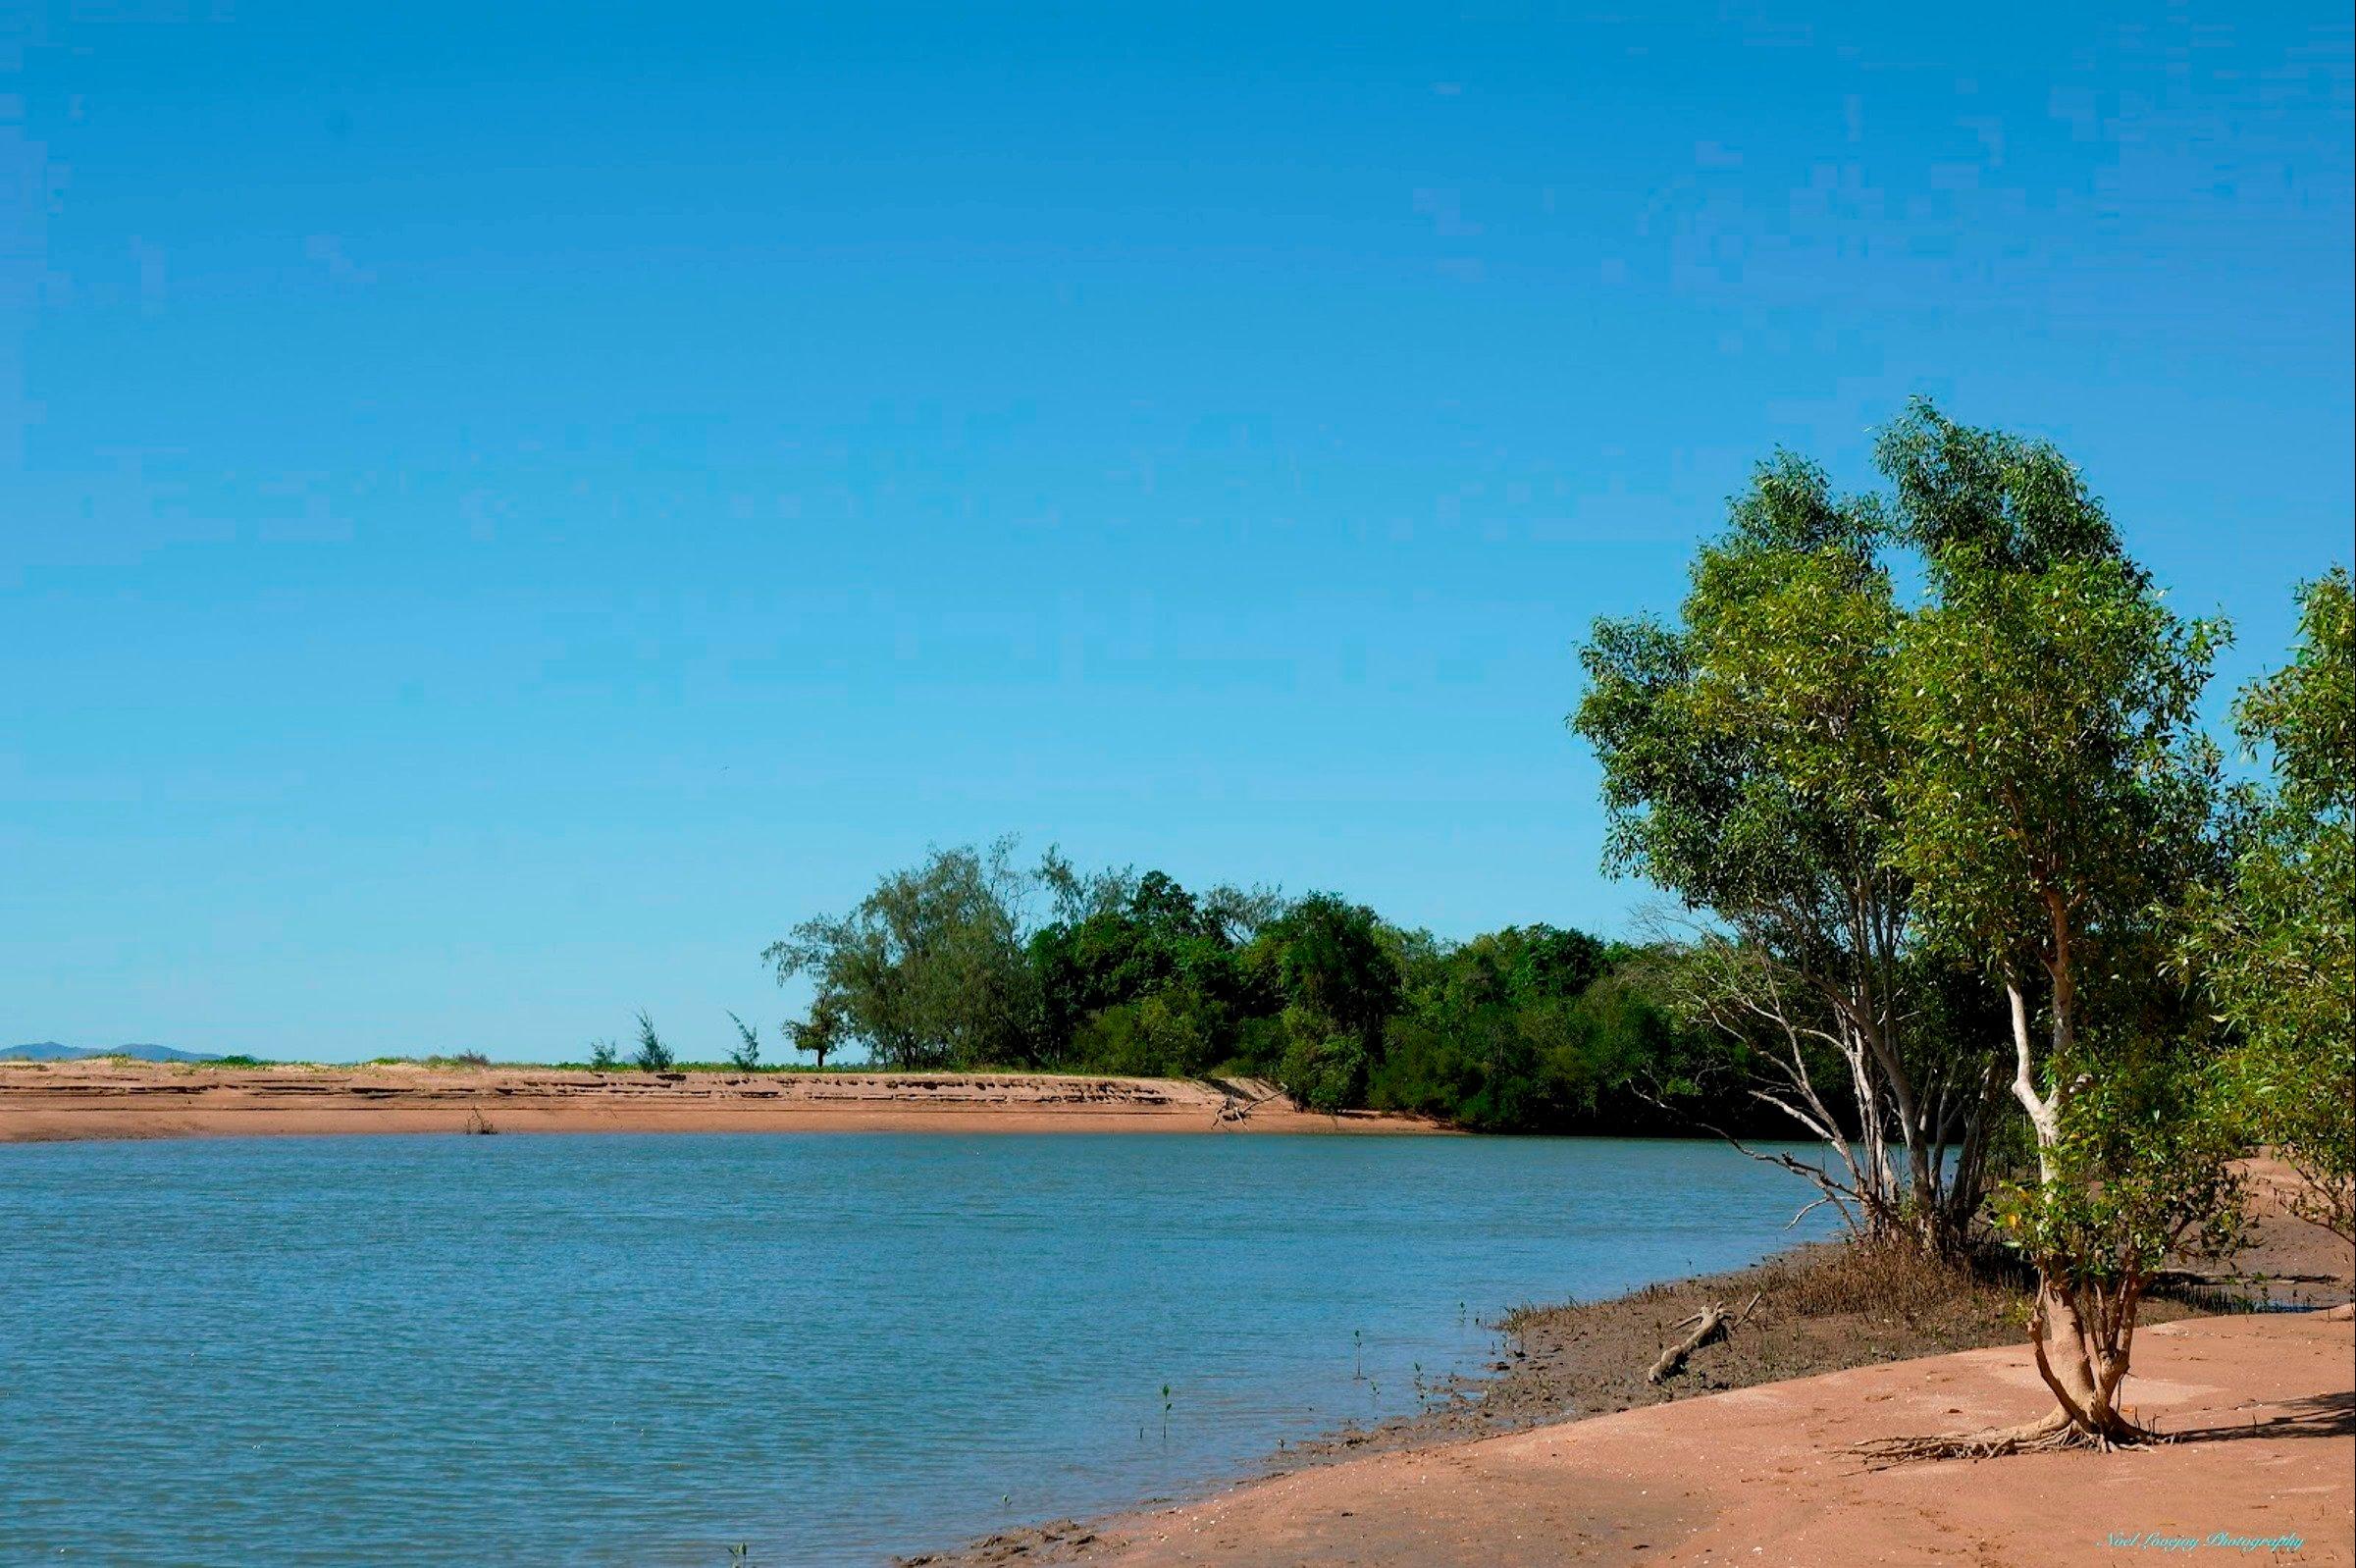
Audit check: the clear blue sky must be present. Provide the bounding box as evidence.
[4,4,2349,1062]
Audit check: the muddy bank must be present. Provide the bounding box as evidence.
[913,1167,2352,1567]
[918,1309,2352,1568]
[1273,1170,2349,1472]
[0,1061,1445,1142]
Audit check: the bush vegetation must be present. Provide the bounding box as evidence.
[763,845,1779,1135]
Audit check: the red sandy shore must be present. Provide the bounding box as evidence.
[0,1060,1445,1141]
[983,1310,2353,1567]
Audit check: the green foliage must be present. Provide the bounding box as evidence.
[1069,993,1224,1079]
[1363,927,1699,1132]
[1576,452,1902,923]
[726,1012,762,1071]
[762,840,1723,1130]
[2191,568,2355,1236]
[1028,866,1252,1068]
[787,991,849,1070]
[1573,442,2004,1241]
[588,1038,619,1072]
[1889,555,2225,979]
[1275,1014,1371,1115]
[1989,1033,2243,1286]
[1872,395,2125,580]
[632,1010,674,1073]
[763,837,1040,1068]
[1249,893,1399,1047]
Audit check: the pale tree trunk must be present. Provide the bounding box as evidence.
[1861,972,2157,1461]
[1999,967,2156,1447]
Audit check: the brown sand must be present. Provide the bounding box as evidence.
[938,1310,2351,1567]
[0,1060,1444,1142]
[916,1166,2352,1567]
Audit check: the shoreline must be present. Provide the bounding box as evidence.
[917,1309,2353,1568]
[910,1172,2355,1567]
[0,1060,1447,1143]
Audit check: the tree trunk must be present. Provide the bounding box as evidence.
[2026,1282,2154,1445]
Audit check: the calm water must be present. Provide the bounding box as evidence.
[0,1133,1831,1565]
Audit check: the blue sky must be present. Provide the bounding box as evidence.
[4,4,2349,1062]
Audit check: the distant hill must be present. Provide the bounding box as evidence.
[0,1042,221,1063]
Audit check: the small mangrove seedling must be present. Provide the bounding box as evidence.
[1161,1383,1172,1444]
[1352,1329,1363,1381]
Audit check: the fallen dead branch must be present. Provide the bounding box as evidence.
[1646,1291,1761,1385]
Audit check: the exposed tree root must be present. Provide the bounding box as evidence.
[1854,1410,2168,1467]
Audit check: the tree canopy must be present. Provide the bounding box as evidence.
[763,847,1741,1134]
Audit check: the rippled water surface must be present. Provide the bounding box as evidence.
[1,1132,1832,1564]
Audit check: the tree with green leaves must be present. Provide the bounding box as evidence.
[1243,893,1401,1111]
[788,990,850,1071]
[1368,924,1673,1130]
[1575,447,2002,1247]
[1026,863,1258,1071]
[762,837,1041,1069]
[1880,403,2238,1452]
[2193,567,2354,1241]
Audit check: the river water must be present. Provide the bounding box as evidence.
[0,1131,1833,1564]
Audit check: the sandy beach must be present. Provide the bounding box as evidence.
[935,1309,2351,1567]
[0,1059,1443,1142]
[915,1167,2354,1568]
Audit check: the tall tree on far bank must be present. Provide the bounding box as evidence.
[1246,892,1403,1112]
[788,990,849,1071]
[763,838,1041,1069]
[2193,567,2355,1241]
[1574,450,2002,1247]
[1882,403,2239,1451]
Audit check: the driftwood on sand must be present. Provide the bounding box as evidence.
[1647,1292,1761,1385]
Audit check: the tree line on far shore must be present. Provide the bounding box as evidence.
[755,842,1754,1136]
